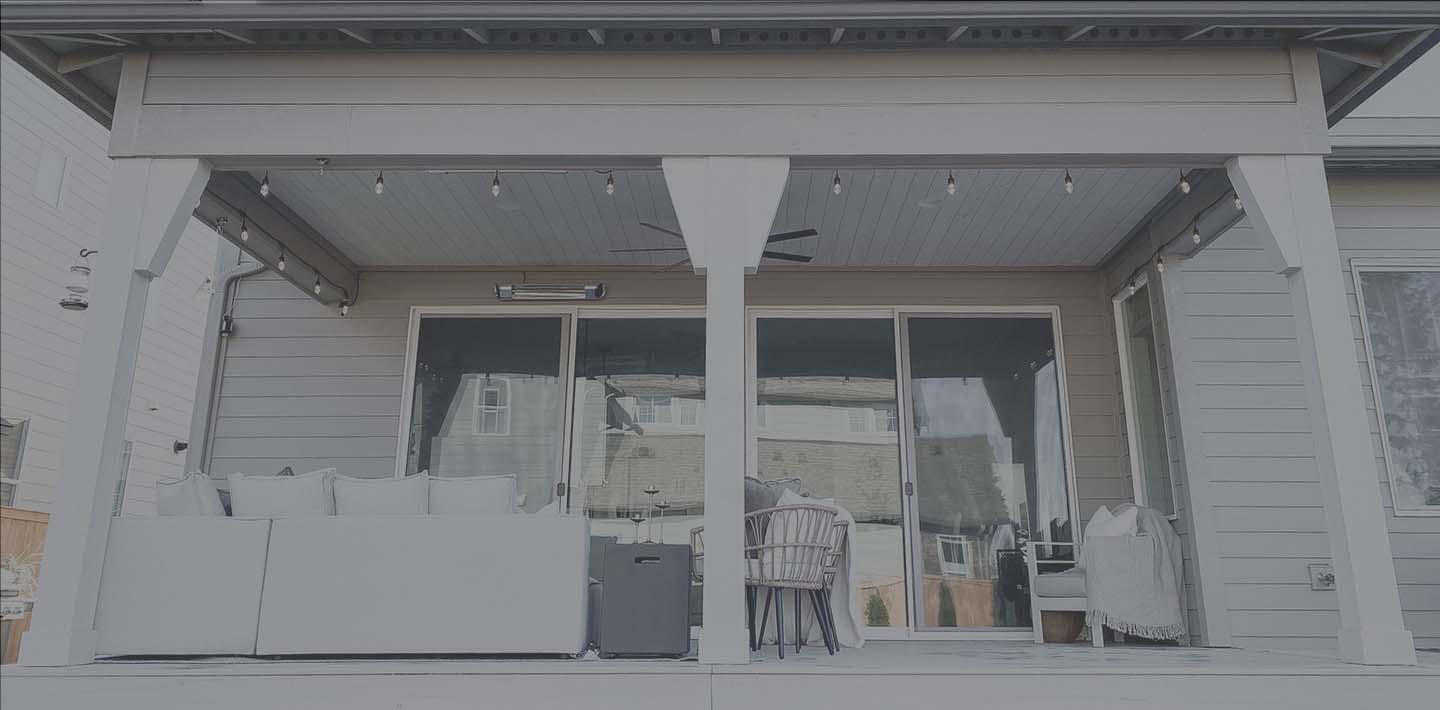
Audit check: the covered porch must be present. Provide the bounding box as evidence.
[3,1,1429,683]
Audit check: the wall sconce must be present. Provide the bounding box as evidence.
[58,249,97,311]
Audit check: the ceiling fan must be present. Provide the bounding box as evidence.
[609,222,818,272]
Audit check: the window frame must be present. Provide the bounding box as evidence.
[1351,260,1440,517]
[472,377,512,436]
[1113,275,1180,518]
[0,417,31,508]
[934,533,974,578]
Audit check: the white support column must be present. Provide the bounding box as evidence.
[663,156,789,664]
[21,158,211,666]
[1227,155,1415,665]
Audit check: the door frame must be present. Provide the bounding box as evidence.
[747,305,1079,640]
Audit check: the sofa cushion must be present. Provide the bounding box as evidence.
[429,474,517,516]
[155,471,226,517]
[1033,568,1087,598]
[334,472,429,515]
[229,467,335,517]
[744,477,801,512]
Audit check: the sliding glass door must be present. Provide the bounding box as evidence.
[753,316,908,630]
[902,315,1074,630]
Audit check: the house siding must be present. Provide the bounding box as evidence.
[0,54,218,515]
[207,269,1128,520]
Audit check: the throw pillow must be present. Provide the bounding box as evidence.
[333,472,429,515]
[744,477,802,512]
[155,472,226,517]
[228,467,336,518]
[1084,504,1138,539]
[429,474,518,516]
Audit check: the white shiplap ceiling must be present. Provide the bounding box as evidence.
[252,166,1183,268]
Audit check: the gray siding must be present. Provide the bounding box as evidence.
[1332,175,1440,651]
[0,54,218,514]
[208,269,1127,520]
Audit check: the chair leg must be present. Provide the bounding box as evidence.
[758,587,774,652]
[746,586,757,652]
[1032,608,1045,644]
[821,589,840,652]
[1090,614,1105,648]
[794,589,803,653]
[775,587,785,659]
[811,590,835,655]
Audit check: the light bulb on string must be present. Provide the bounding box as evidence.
[259,172,270,197]
[492,172,502,198]
[277,251,287,272]
[1234,194,1244,211]
[946,171,957,196]
[240,218,249,242]
[374,171,385,195]
[605,174,615,195]
[1063,170,1074,194]
[339,302,350,317]
[313,275,322,295]
[1192,223,1202,244]
[1156,257,1167,273]
[1178,171,1191,194]
[832,172,842,195]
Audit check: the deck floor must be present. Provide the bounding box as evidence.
[4,642,1438,709]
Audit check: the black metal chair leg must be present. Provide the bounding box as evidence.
[746,586,757,652]
[794,588,803,653]
[820,589,839,653]
[811,590,835,655]
[775,587,785,659]
[758,587,774,652]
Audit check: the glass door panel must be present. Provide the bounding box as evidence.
[754,317,907,629]
[404,316,567,512]
[569,318,706,545]
[903,316,1074,630]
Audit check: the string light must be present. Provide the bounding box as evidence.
[259,172,270,197]
[1178,171,1191,194]
[1192,222,1202,244]
[492,171,502,197]
[1128,281,1137,296]
[373,171,385,195]
[605,174,615,195]
[1156,256,1167,273]
[214,216,228,236]
[1233,193,1244,211]
[240,218,249,242]
[277,251,287,272]
[946,171,957,196]
[832,171,842,195]
[316,157,328,175]
[1063,170,1074,194]
[313,274,322,295]
[339,301,350,317]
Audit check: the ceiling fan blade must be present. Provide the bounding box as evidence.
[761,251,814,263]
[658,257,692,273]
[639,222,686,240]
[609,247,690,253]
[766,228,818,244]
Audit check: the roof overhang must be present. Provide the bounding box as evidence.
[3,1,1437,129]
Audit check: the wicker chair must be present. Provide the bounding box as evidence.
[691,504,841,658]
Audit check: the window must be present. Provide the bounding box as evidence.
[935,534,973,577]
[1115,280,1177,516]
[0,417,28,507]
[1354,264,1440,515]
[473,378,511,435]
[634,395,672,424]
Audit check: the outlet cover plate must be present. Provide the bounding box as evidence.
[1307,563,1336,591]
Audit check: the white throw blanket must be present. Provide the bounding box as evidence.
[757,490,865,648]
[1081,504,1188,642]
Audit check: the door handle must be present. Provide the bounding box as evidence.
[556,481,568,497]
[904,481,914,496]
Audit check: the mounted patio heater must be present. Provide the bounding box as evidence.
[495,283,606,301]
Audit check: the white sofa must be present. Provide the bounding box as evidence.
[95,517,272,656]
[94,514,590,657]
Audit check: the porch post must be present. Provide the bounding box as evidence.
[1226,155,1415,665]
[21,158,211,666]
[663,156,789,664]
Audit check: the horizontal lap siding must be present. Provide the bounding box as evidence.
[1331,175,1440,651]
[0,56,218,515]
[209,269,1124,517]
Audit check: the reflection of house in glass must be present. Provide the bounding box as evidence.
[426,372,564,510]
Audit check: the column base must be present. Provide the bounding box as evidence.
[19,628,97,667]
[1338,624,1416,666]
[698,624,752,665]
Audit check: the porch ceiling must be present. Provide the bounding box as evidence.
[247,166,1184,269]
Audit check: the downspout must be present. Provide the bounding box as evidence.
[184,241,268,473]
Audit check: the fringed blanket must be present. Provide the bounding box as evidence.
[1081,504,1188,642]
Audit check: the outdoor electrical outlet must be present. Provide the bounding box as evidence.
[1307,564,1336,591]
